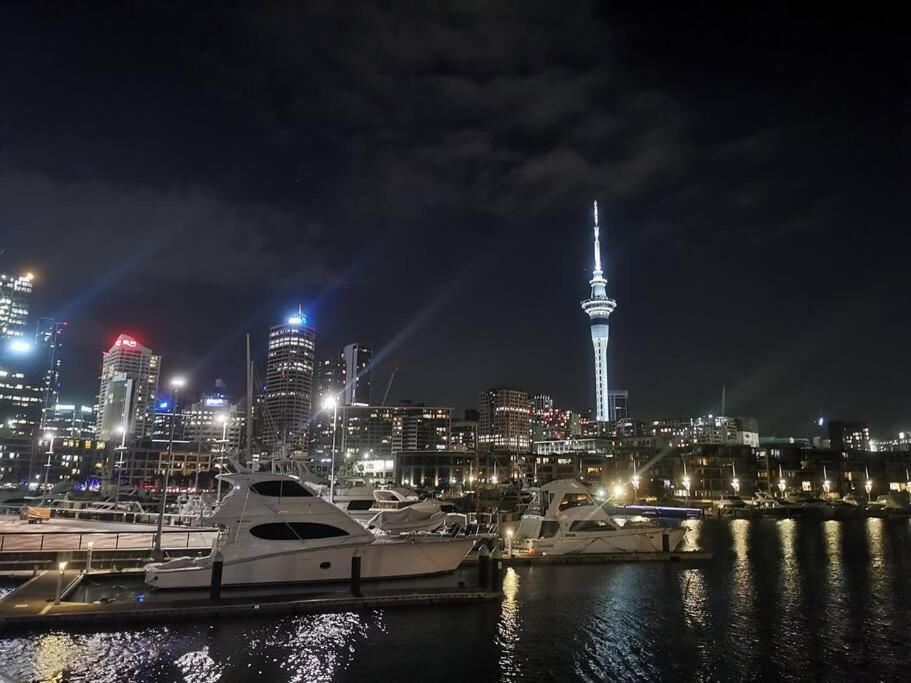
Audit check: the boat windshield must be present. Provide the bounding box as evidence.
[250,480,313,497]
[569,520,612,532]
[558,493,593,511]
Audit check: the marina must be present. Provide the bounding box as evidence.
[2,516,909,681]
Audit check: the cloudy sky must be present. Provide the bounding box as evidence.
[1,3,907,435]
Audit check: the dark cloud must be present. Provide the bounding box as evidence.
[0,2,908,434]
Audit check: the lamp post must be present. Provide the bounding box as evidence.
[731,462,740,495]
[154,377,185,560]
[682,457,690,499]
[114,425,127,507]
[777,464,786,498]
[613,482,624,503]
[322,396,339,503]
[40,433,55,506]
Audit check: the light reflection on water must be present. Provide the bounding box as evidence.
[2,518,910,682]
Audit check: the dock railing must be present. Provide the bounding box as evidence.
[0,529,217,552]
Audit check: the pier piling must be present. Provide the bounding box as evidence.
[351,550,362,597]
[490,547,503,593]
[209,551,224,601]
[478,544,490,589]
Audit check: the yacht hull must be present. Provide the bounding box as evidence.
[530,526,686,555]
[145,536,475,589]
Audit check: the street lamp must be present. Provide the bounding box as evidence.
[865,479,873,504]
[613,483,624,502]
[778,479,786,497]
[682,477,691,499]
[631,475,640,502]
[40,432,55,506]
[154,376,185,559]
[823,480,831,496]
[731,477,740,494]
[114,425,128,507]
[322,396,339,503]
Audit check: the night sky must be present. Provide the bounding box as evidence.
[1,3,907,436]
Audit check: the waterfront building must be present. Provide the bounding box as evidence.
[531,394,553,413]
[0,272,33,341]
[531,406,581,442]
[396,450,486,488]
[341,343,372,406]
[650,415,759,449]
[261,309,316,451]
[44,403,96,440]
[580,201,617,421]
[95,334,161,440]
[608,389,629,421]
[335,403,452,481]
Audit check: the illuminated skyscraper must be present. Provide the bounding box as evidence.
[478,388,531,454]
[0,272,33,341]
[35,318,66,427]
[341,343,372,406]
[95,334,161,440]
[262,308,316,450]
[580,201,617,422]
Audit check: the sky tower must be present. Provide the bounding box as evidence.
[580,201,617,421]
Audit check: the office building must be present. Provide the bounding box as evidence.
[478,388,531,454]
[0,272,32,341]
[44,403,96,440]
[608,389,629,421]
[35,318,66,427]
[261,309,316,450]
[828,421,871,453]
[95,334,161,440]
[580,202,617,421]
[0,364,44,437]
[341,343,372,406]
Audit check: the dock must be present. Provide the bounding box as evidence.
[0,570,501,630]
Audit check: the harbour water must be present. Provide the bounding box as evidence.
[1,517,909,681]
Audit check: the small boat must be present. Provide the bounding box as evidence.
[514,479,686,555]
[144,471,476,589]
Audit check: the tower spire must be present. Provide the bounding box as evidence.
[592,200,602,276]
[580,200,617,422]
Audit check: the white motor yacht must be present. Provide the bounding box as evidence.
[144,472,475,589]
[514,479,686,555]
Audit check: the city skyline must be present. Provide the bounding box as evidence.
[1,5,907,435]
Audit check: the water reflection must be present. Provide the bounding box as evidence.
[775,519,802,666]
[497,567,521,681]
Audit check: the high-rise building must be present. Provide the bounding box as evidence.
[828,421,871,453]
[44,403,96,440]
[35,318,66,427]
[0,272,33,341]
[261,309,316,450]
[608,389,629,421]
[478,388,531,454]
[580,201,617,421]
[95,334,161,440]
[0,363,44,437]
[341,343,372,406]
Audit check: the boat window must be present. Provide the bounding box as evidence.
[249,523,349,540]
[250,480,312,497]
[347,499,374,511]
[558,493,593,511]
[540,521,561,538]
[569,520,611,532]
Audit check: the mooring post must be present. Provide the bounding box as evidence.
[210,550,224,601]
[489,547,503,592]
[85,541,94,574]
[351,548,362,597]
[478,543,490,589]
[662,531,670,553]
[54,560,67,605]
